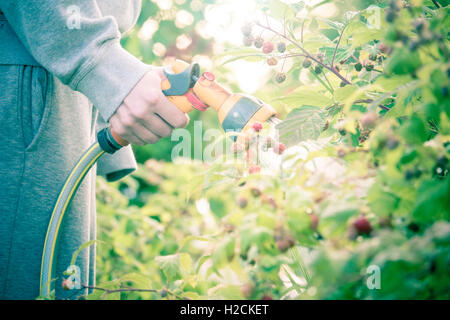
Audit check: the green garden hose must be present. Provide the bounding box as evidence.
[39,128,121,297]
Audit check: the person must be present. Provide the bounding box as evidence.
[0,0,188,299]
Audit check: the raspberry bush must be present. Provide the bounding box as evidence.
[72,0,449,300]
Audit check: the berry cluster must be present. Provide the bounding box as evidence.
[241,23,287,83]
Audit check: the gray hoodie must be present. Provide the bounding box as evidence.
[0,0,149,299]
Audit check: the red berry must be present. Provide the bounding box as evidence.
[262,41,274,54]
[262,294,273,300]
[62,279,72,291]
[267,57,278,66]
[274,142,286,154]
[249,165,261,174]
[310,214,319,231]
[353,216,372,235]
[252,122,263,132]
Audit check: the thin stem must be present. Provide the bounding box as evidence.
[256,22,351,85]
[81,284,188,300]
[431,0,440,8]
[354,99,390,111]
[311,70,333,94]
[322,72,334,92]
[331,25,347,67]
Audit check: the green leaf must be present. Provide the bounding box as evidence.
[179,253,192,275]
[275,106,327,146]
[212,235,235,269]
[275,89,333,108]
[270,0,295,20]
[70,240,100,267]
[155,254,181,281]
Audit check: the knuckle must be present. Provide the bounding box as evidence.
[174,116,188,128]
[146,89,161,106]
[131,106,148,120]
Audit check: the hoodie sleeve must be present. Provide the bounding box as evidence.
[1,0,150,121]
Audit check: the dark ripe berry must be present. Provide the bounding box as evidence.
[159,289,168,298]
[409,40,420,52]
[314,65,322,74]
[262,41,274,54]
[369,53,377,61]
[267,57,278,66]
[412,18,426,33]
[389,0,403,10]
[365,63,374,71]
[378,42,390,54]
[261,294,273,300]
[404,169,416,180]
[386,137,399,150]
[360,112,377,129]
[277,42,286,53]
[249,166,261,175]
[241,24,253,37]
[407,222,420,233]
[337,148,346,158]
[353,216,372,235]
[243,35,253,47]
[310,214,319,231]
[442,87,449,97]
[437,156,448,168]
[250,186,262,197]
[275,72,286,83]
[386,9,397,23]
[355,62,362,71]
[276,235,295,252]
[302,58,312,68]
[254,37,264,48]
[340,81,346,87]
[339,128,346,136]
[237,197,248,208]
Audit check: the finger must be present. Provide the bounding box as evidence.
[129,120,160,144]
[114,105,157,145]
[144,113,173,138]
[154,93,190,128]
[110,114,146,146]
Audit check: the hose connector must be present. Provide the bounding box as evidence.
[97,127,123,154]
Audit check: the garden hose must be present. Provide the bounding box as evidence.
[39,59,278,297]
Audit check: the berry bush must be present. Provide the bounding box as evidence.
[80,0,449,300]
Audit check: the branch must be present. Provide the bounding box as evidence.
[431,0,440,8]
[354,99,390,111]
[81,283,188,300]
[256,22,351,85]
[331,25,347,67]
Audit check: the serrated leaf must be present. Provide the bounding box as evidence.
[275,90,333,108]
[155,254,181,281]
[275,106,327,146]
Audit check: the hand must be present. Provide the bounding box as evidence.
[110,67,189,145]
